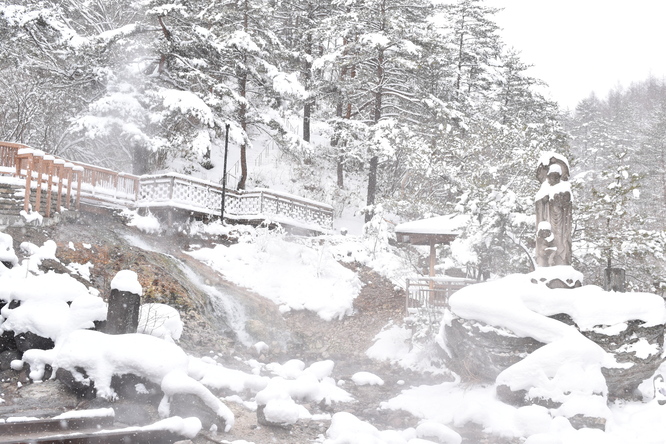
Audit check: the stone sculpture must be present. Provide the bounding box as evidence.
[535,154,573,267]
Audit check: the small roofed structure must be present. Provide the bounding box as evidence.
[395,214,468,277]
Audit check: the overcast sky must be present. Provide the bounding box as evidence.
[487,0,666,110]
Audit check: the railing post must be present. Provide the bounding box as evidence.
[34,157,44,214]
[74,166,84,211]
[44,155,55,218]
[55,159,65,213]
[23,155,33,213]
[405,278,410,312]
[64,163,74,210]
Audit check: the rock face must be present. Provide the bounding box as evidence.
[443,316,545,382]
[584,319,665,400]
[444,311,665,402]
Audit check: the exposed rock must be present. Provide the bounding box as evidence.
[443,316,545,382]
[495,384,563,409]
[568,414,606,431]
[256,403,292,429]
[15,332,54,353]
[169,393,227,431]
[55,368,96,400]
[0,330,16,353]
[0,350,21,371]
[584,320,665,401]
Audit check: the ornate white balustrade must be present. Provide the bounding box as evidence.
[137,173,333,230]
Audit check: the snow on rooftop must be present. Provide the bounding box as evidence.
[394,214,469,235]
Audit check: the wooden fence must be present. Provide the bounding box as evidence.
[405,277,475,313]
[0,143,333,230]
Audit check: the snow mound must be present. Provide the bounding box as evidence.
[188,233,362,320]
[138,303,183,343]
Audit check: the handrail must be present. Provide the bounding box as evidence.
[405,277,475,312]
[0,142,28,169]
[1,142,333,231]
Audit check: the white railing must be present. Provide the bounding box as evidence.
[137,173,333,230]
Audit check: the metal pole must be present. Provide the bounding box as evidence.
[221,123,230,221]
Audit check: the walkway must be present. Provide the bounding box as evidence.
[0,142,333,233]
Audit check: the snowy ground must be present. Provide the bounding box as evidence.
[2,214,666,444]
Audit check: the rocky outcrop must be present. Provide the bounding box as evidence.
[444,311,665,402]
[585,319,665,401]
[443,316,545,382]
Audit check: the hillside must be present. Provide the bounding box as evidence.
[2,210,505,443]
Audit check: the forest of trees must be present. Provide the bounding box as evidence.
[0,0,664,291]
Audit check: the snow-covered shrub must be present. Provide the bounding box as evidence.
[138,303,183,343]
[0,232,18,270]
[362,204,393,258]
[120,209,162,234]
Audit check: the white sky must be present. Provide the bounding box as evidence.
[487,0,666,110]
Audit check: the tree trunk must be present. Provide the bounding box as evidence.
[303,100,311,142]
[366,155,378,222]
[334,102,344,188]
[238,71,248,190]
[302,33,313,143]
[604,268,626,292]
[237,2,249,190]
[365,46,384,223]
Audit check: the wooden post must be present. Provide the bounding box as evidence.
[405,278,411,312]
[23,155,32,212]
[429,239,436,277]
[105,270,142,335]
[74,166,84,211]
[34,157,43,213]
[44,156,54,217]
[55,159,65,213]
[64,163,74,209]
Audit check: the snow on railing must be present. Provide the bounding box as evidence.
[1,142,333,231]
[137,173,333,230]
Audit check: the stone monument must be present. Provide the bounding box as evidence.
[533,153,580,288]
[105,270,142,335]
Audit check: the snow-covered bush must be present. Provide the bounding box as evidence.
[138,303,183,343]
[120,209,162,234]
[0,232,18,270]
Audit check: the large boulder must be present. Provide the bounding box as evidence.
[445,311,665,402]
[443,316,545,382]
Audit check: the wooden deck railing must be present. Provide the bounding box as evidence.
[405,277,475,312]
[0,142,333,230]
